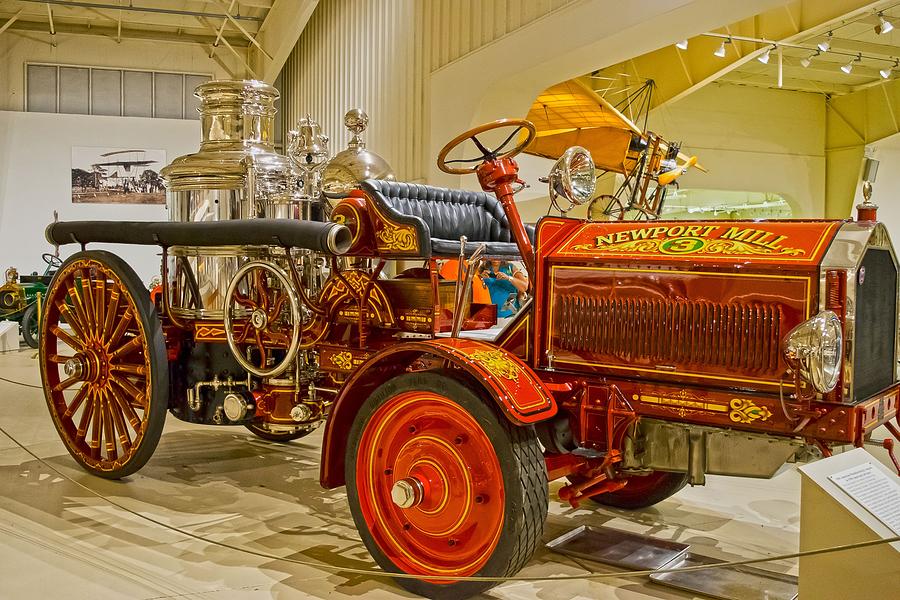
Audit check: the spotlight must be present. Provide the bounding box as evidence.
[714,40,727,57]
[758,46,772,64]
[881,67,892,78]
[800,50,820,68]
[818,32,832,52]
[676,39,689,50]
[841,54,861,75]
[876,13,894,35]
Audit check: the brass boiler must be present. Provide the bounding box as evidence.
[161,80,295,319]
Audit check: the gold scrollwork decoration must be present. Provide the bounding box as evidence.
[729,398,773,424]
[469,349,520,381]
[330,351,354,370]
[573,237,804,257]
[376,222,417,252]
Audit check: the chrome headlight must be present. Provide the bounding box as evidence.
[782,310,843,393]
[548,145,595,213]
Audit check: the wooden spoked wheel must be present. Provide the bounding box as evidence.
[346,371,547,599]
[224,261,300,378]
[39,250,167,479]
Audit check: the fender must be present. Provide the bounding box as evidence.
[319,337,557,488]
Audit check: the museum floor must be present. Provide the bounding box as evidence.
[0,346,823,599]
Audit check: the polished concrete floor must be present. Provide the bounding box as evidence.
[0,345,886,599]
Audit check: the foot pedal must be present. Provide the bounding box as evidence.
[650,552,798,600]
[546,525,689,570]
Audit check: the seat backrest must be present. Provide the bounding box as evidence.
[360,179,514,243]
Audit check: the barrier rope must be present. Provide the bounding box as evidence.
[0,348,42,389]
[0,423,898,584]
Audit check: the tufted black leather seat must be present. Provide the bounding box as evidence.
[359,179,534,257]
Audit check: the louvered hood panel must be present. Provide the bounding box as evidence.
[532,219,851,393]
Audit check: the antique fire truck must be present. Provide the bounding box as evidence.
[37,80,900,599]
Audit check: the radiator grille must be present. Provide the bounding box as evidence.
[555,295,782,373]
[853,249,897,400]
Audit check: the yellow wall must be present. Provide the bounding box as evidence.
[649,82,827,217]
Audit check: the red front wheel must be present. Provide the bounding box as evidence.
[346,371,547,599]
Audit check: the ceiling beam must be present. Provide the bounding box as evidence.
[6,17,248,46]
[719,73,856,94]
[197,15,256,78]
[211,0,236,52]
[191,0,273,8]
[248,0,318,82]
[213,0,269,59]
[18,0,263,22]
[0,9,23,35]
[827,35,900,58]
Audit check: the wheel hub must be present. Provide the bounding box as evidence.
[391,477,425,509]
[63,357,84,379]
[250,308,268,329]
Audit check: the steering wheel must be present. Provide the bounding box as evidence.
[42,253,62,269]
[437,119,536,175]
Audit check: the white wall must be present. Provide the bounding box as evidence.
[853,137,900,242]
[0,111,200,283]
[648,82,827,218]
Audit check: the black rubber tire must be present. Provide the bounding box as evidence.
[570,470,689,510]
[244,422,318,442]
[345,370,548,599]
[40,250,168,479]
[21,303,39,349]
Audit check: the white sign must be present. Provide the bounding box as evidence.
[829,462,900,536]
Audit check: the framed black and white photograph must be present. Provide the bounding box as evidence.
[71,146,166,204]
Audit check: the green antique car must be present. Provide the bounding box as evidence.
[0,254,61,348]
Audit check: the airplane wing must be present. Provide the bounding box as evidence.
[525,80,705,173]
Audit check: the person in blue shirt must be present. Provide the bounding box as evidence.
[480,260,528,318]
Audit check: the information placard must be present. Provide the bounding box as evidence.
[828,462,900,536]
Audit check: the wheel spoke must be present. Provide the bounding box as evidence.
[52,375,80,393]
[264,330,290,345]
[66,284,91,337]
[267,293,286,322]
[59,304,88,342]
[109,389,133,452]
[102,289,120,342]
[110,362,147,377]
[101,389,118,461]
[63,385,89,419]
[233,292,256,309]
[80,269,97,331]
[107,310,133,349]
[89,391,102,451]
[254,271,269,311]
[110,383,142,429]
[47,354,75,364]
[51,325,84,352]
[110,374,147,410]
[109,336,143,360]
[95,279,107,338]
[254,329,268,366]
[75,389,95,442]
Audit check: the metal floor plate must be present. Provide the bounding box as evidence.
[546,525,689,571]
[650,553,798,600]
